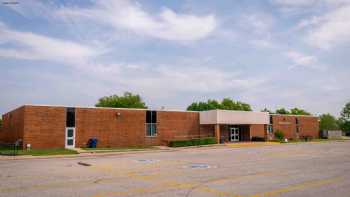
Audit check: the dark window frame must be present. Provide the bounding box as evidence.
[66,108,75,127]
[146,111,157,137]
[295,118,300,133]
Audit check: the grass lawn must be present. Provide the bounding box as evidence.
[0,148,79,156]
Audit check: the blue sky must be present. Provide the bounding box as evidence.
[0,0,350,116]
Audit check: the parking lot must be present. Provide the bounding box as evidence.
[1,141,350,197]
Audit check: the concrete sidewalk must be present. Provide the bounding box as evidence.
[0,144,225,160]
[2,140,346,161]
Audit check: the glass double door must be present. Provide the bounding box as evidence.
[230,127,240,142]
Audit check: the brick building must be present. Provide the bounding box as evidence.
[0,105,319,149]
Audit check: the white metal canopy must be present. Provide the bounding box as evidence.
[200,110,269,125]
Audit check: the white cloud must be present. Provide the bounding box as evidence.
[56,0,216,42]
[240,14,274,36]
[272,0,319,8]
[81,62,265,98]
[0,22,101,64]
[238,13,276,49]
[305,5,350,49]
[272,0,350,8]
[295,16,322,30]
[4,0,56,19]
[285,50,327,70]
[249,39,275,49]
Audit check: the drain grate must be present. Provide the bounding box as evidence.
[184,163,216,169]
[135,159,159,164]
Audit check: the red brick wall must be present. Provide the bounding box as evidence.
[157,111,200,144]
[23,106,66,149]
[0,107,25,144]
[272,115,298,139]
[250,124,266,139]
[298,116,319,138]
[75,108,202,147]
[75,108,146,148]
[271,115,319,139]
[200,125,215,138]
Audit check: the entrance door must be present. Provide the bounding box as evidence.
[230,127,240,142]
[65,127,75,148]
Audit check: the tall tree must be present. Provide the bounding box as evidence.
[340,102,350,120]
[275,108,290,114]
[319,113,339,131]
[187,98,252,111]
[261,108,272,113]
[95,92,147,109]
[339,102,350,135]
[275,107,311,115]
[290,108,311,115]
[0,118,2,127]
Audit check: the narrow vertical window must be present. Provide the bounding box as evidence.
[267,125,273,134]
[296,118,300,133]
[146,111,157,137]
[66,108,75,127]
[268,116,273,134]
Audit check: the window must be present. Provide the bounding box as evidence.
[267,125,273,134]
[66,108,75,127]
[295,118,300,133]
[146,111,157,137]
[268,116,273,134]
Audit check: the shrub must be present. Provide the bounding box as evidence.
[204,137,216,144]
[168,137,216,147]
[274,130,285,141]
[251,136,265,141]
[192,138,201,146]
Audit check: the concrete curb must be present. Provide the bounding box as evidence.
[0,145,224,161]
[0,148,178,161]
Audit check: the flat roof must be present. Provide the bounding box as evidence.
[270,113,317,118]
[2,104,318,118]
[13,104,198,113]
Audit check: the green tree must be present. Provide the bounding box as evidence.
[290,108,311,115]
[0,118,2,127]
[275,108,290,114]
[207,99,221,110]
[95,92,147,109]
[339,102,350,135]
[340,102,350,120]
[187,98,252,111]
[221,98,251,111]
[261,108,272,113]
[319,113,339,131]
